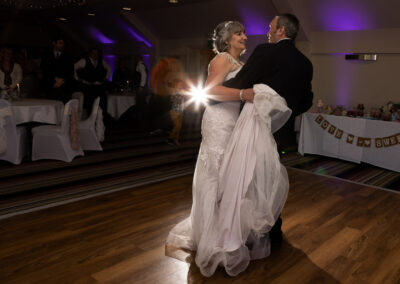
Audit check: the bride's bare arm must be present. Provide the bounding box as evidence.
[205,55,254,102]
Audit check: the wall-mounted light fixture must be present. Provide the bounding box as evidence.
[345,54,377,61]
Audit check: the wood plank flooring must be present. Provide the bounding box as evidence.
[0,169,399,283]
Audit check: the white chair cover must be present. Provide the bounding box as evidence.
[78,96,103,151]
[0,99,28,164]
[32,99,84,162]
[71,92,84,119]
[0,106,10,155]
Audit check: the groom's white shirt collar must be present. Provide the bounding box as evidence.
[277,38,291,43]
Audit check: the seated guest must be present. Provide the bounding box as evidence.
[40,36,75,103]
[0,47,23,99]
[15,48,41,98]
[74,48,111,118]
[112,56,134,91]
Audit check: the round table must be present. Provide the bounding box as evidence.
[11,99,64,125]
[107,93,136,120]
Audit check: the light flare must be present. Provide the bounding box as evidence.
[185,83,211,109]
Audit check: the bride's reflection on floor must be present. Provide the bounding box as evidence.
[167,239,341,283]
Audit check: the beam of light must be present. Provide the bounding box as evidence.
[87,26,115,44]
[234,0,272,36]
[117,19,153,48]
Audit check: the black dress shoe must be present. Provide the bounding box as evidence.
[270,230,283,252]
[270,229,283,241]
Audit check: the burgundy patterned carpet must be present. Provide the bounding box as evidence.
[1,121,399,219]
[0,124,202,218]
[281,152,400,192]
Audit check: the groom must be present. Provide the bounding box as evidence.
[223,13,314,246]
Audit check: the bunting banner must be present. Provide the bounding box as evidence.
[314,114,400,148]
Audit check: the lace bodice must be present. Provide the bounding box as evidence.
[199,52,243,172]
[208,52,243,80]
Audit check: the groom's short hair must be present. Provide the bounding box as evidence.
[277,13,299,40]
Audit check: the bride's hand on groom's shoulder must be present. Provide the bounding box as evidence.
[243,88,254,103]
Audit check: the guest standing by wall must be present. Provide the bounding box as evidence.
[133,55,148,107]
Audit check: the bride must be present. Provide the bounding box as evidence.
[166,21,291,277]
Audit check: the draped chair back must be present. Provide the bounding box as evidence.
[60,99,79,134]
[31,98,83,161]
[78,96,103,151]
[0,99,17,155]
[71,92,84,119]
[0,99,27,164]
[88,96,100,126]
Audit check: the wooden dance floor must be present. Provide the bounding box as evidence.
[1,169,399,283]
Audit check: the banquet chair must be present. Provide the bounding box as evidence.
[71,91,84,119]
[0,99,28,164]
[32,99,84,162]
[78,96,103,151]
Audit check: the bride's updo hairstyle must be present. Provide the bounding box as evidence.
[212,21,245,54]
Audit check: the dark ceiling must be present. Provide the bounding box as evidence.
[2,0,400,49]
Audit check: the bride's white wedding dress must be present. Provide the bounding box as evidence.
[166,52,292,277]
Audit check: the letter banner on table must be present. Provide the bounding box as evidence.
[390,135,398,146]
[357,137,364,147]
[346,134,355,144]
[315,115,324,124]
[382,137,391,147]
[375,138,383,148]
[335,129,344,139]
[321,120,330,129]
[313,115,400,148]
[328,125,336,134]
[363,138,371,148]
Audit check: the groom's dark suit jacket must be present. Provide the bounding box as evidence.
[223,39,313,151]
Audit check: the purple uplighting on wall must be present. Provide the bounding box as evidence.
[118,19,152,48]
[331,55,353,106]
[87,26,115,44]
[235,2,269,35]
[103,55,117,81]
[335,73,352,107]
[318,2,374,31]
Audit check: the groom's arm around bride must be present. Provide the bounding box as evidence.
[224,13,313,151]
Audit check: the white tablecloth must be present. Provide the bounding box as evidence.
[299,113,400,172]
[11,99,64,125]
[107,94,136,120]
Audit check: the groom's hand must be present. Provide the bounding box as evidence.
[242,88,254,103]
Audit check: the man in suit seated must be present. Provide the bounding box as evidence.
[74,48,111,121]
[40,36,75,103]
